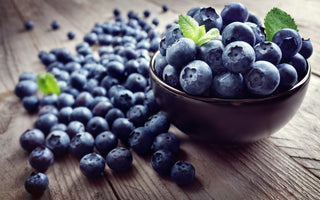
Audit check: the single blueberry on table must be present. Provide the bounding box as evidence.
[151,149,175,176]
[162,5,169,12]
[24,21,34,30]
[129,127,154,155]
[212,72,244,99]
[22,95,40,113]
[170,161,195,186]
[276,63,298,91]
[152,18,159,26]
[34,113,59,135]
[113,8,121,17]
[67,31,75,40]
[272,28,302,60]
[222,41,255,74]
[14,80,38,99]
[254,41,282,66]
[152,133,180,155]
[143,10,151,18]
[245,61,280,96]
[80,153,105,178]
[106,147,133,172]
[70,132,94,158]
[45,130,70,157]
[95,131,118,156]
[24,172,49,195]
[86,116,109,138]
[28,146,54,171]
[221,22,256,46]
[66,121,85,138]
[51,21,60,30]
[299,38,313,59]
[220,2,249,27]
[179,60,213,96]
[20,129,45,152]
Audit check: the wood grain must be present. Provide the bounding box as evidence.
[0,0,320,199]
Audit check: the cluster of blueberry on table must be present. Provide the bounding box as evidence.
[16,5,196,196]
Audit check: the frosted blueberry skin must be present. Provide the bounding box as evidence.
[220,2,249,27]
[299,38,313,59]
[129,127,154,155]
[57,93,75,109]
[212,72,244,99]
[92,101,113,117]
[45,130,70,157]
[22,95,40,113]
[159,24,184,56]
[151,150,175,176]
[29,146,54,171]
[20,129,45,152]
[70,132,94,158]
[70,107,93,125]
[113,89,134,112]
[34,113,59,135]
[86,116,110,138]
[187,7,201,18]
[24,172,49,195]
[179,60,212,96]
[124,73,148,92]
[151,133,180,155]
[166,38,197,70]
[112,118,135,143]
[154,52,168,78]
[245,61,280,96]
[95,131,118,156]
[66,121,85,138]
[245,22,266,45]
[254,41,282,65]
[222,41,255,74]
[272,28,302,60]
[162,64,180,89]
[193,7,223,31]
[106,147,133,172]
[222,22,256,46]
[80,153,105,178]
[170,161,195,186]
[144,112,170,137]
[276,63,298,91]
[126,104,149,126]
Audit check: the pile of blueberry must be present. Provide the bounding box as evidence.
[155,3,313,98]
[17,6,195,196]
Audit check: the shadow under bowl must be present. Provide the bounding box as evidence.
[149,52,311,144]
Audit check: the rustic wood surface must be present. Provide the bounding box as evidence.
[1,0,320,199]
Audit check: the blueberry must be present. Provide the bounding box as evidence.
[64,62,81,73]
[95,131,118,156]
[162,5,169,12]
[152,133,180,155]
[245,22,266,45]
[45,130,70,157]
[80,153,105,178]
[113,8,121,17]
[92,101,113,117]
[91,86,107,97]
[105,108,125,126]
[106,147,133,172]
[70,107,93,125]
[51,21,60,30]
[54,48,74,64]
[14,80,38,99]
[50,123,67,132]
[166,38,197,69]
[106,61,125,80]
[124,60,139,76]
[193,7,223,31]
[254,41,282,65]
[57,93,75,109]
[126,104,149,126]
[286,53,308,81]
[70,72,87,91]
[179,60,212,96]
[83,79,99,94]
[24,21,34,30]
[24,172,49,195]
[220,3,249,27]
[112,117,135,142]
[133,92,145,105]
[272,28,302,60]
[151,150,175,176]
[162,64,180,88]
[245,61,280,96]
[38,105,59,116]
[19,72,37,82]
[137,58,150,78]
[186,7,201,18]
[40,53,57,66]
[152,18,159,26]
[197,39,225,75]
[222,41,255,73]
[222,22,256,46]
[276,63,298,91]
[124,73,148,92]
[40,94,58,107]
[170,161,195,186]
[70,132,94,158]
[84,32,98,46]
[29,146,54,171]
[76,42,89,51]
[143,10,151,18]
[129,127,153,155]
[20,129,45,152]
[113,89,134,112]
[66,121,85,138]
[212,72,244,98]
[144,112,170,137]
[67,31,75,40]
[22,95,40,113]
[299,38,313,59]
[159,24,184,57]
[34,113,59,135]
[144,90,159,115]
[247,13,262,27]
[74,92,94,108]
[86,116,109,138]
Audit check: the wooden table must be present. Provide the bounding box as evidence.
[1,0,320,199]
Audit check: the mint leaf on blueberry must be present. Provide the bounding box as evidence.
[37,73,61,95]
[264,7,298,41]
[178,14,219,47]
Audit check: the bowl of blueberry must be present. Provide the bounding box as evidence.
[149,3,313,144]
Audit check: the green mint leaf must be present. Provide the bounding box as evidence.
[264,7,298,41]
[37,73,61,95]
[198,25,206,39]
[178,14,200,42]
[197,28,220,47]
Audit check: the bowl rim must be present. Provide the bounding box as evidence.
[150,51,311,103]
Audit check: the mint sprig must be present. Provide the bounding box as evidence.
[37,73,61,95]
[178,14,219,47]
[264,7,298,41]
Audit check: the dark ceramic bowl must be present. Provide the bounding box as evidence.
[149,52,311,144]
